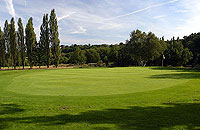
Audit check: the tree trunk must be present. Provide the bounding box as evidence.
[30,64,33,69]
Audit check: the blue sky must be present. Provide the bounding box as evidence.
[0,0,200,45]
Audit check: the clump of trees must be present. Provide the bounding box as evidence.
[0,9,60,69]
[164,37,193,66]
[118,30,166,66]
[60,30,195,67]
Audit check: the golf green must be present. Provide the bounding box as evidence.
[0,67,200,130]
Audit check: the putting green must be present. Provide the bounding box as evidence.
[1,67,200,130]
[5,67,190,96]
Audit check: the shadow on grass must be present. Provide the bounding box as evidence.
[150,73,200,79]
[0,104,24,116]
[149,67,200,79]
[151,67,200,72]
[0,104,25,129]
[1,103,200,130]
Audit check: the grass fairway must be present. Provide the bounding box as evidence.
[0,67,200,130]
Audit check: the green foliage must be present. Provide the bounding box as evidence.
[108,45,119,64]
[9,18,17,69]
[0,13,200,68]
[127,30,146,65]
[0,27,5,68]
[126,30,166,66]
[39,14,50,68]
[145,33,166,61]
[97,45,111,62]
[50,9,60,67]
[17,18,25,69]
[4,20,11,68]
[85,49,100,63]
[182,48,193,65]
[103,56,108,66]
[25,17,36,69]
[182,33,200,65]
[164,38,193,66]
[117,43,133,66]
[69,47,86,65]
[59,53,69,64]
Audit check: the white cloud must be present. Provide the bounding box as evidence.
[104,0,179,21]
[4,0,15,18]
[173,0,200,38]
[24,0,27,6]
[0,20,3,29]
[61,36,117,45]
[2,0,196,44]
[57,12,76,22]
[71,26,87,34]
[153,15,165,20]
[98,22,123,30]
[175,10,188,13]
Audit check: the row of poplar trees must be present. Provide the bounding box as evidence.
[0,9,60,69]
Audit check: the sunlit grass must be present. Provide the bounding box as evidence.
[0,67,200,130]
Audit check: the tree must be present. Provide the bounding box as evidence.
[9,18,17,69]
[37,40,45,68]
[18,18,25,69]
[97,46,110,64]
[126,30,166,66]
[182,48,193,65]
[4,20,11,68]
[108,45,119,65]
[0,28,6,69]
[40,14,50,68]
[50,9,60,68]
[60,53,69,64]
[69,47,86,65]
[164,38,193,66]
[144,32,166,63]
[103,56,108,66]
[85,49,100,63]
[117,43,133,66]
[127,30,146,66]
[25,17,36,69]
[182,33,200,66]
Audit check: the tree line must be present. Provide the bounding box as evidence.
[60,30,197,67]
[0,9,200,69]
[0,9,60,69]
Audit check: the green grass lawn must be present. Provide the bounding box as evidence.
[0,67,200,130]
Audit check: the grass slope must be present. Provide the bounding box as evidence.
[0,67,200,130]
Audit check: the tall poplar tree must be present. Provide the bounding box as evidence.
[4,20,10,68]
[0,28,6,69]
[25,17,36,69]
[18,18,25,69]
[49,9,60,68]
[9,18,17,69]
[40,14,50,68]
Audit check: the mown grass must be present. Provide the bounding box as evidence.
[0,67,200,130]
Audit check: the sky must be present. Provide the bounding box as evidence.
[0,0,200,45]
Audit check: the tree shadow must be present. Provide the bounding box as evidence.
[1,103,200,130]
[0,104,24,116]
[151,67,200,72]
[150,73,200,79]
[0,104,25,129]
[149,67,200,79]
